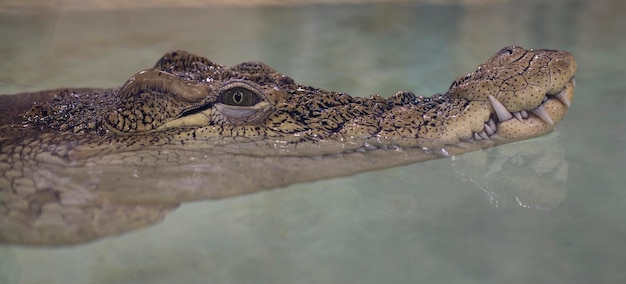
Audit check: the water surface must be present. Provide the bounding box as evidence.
[1,1,625,283]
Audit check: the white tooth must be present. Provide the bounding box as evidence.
[513,111,523,121]
[484,123,495,135]
[488,95,513,122]
[531,105,554,125]
[521,110,528,119]
[555,91,571,108]
[474,133,482,140]
[571,77,576,87]
[479,131,490,140]
[456,142,470,149]
[489,118,496,131]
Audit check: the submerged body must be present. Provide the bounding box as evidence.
[0,46,576,245]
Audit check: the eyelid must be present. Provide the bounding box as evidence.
[218,80,265,106]
[222,87,256,105]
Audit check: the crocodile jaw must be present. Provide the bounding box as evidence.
[495,77,575,140]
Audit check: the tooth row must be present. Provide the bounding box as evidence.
[474,131,489,141]
[511,110,529,122]
[474,117,498,141]
[488,95,554,125]
[488,118,496,130]
[554,89,571,108]
[484,122,495,135]
[531,105,554,125]
[488,95,513,122]
[520,110,528,119]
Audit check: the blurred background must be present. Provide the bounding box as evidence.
[1,1,625,284]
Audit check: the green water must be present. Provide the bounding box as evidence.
[1,0,625,283]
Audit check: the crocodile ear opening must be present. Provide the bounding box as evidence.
[104,69,211,133]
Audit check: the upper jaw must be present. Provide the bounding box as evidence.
[478,76,576,142]
[467,47,577,143]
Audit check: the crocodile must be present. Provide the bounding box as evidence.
[0,46,576,245]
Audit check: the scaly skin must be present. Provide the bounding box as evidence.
[0,46,576,246]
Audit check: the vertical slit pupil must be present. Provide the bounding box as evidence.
[233,91,244,104]
[220,84,261,106]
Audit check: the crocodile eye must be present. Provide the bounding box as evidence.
[221,87,257,106]
[219,81,262,106]
[213,80,274,124]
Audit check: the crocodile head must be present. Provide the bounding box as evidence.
[0,45,576,197]
[445,45,576,145]
[93,45,576,157]
[0,45,577,246]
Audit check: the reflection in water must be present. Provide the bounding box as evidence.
[0,133,568,246]
[452,132,568,210]
[0,41,576,246]
[0,247,18,284]
[0,200,177,246]
[0,1,624,283]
